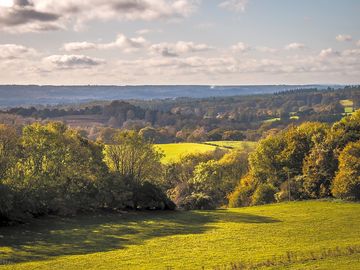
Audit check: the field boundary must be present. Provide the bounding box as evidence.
[209,245,360,270]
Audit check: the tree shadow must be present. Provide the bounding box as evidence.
[0,210,280,265]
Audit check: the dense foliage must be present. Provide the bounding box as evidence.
[0,123,174,223]
[162,149,250,210]
[229,110,360,207]
[1,102,360,223]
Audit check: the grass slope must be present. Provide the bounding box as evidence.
[204,141,256,150]
[155,143,218,163]
[156,141,256,163]
[340,99,354,114]
[1,201,359,270]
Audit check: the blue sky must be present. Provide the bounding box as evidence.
[0,0,359,85]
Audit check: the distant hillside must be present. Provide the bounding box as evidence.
[0,84,336,108]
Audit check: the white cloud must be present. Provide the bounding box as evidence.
[0,44,37,59]
[336,34,352,42]
[341,48,360,57]
[150,41,213,57]
[231,42,250,52]
[219,0,248,13]
[356,40,360,47]
[43,54,105,69]
[62,42,98,52]
[0,0,199,32]
[2,39,360,85]
[285,42,305,50]
[113,34,148,52]
[63,34,148,52]
[319,48,339,58]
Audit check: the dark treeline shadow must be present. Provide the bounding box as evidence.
[0,210,280,265]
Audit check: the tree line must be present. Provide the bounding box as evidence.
[0,123,175,224]
[1,109,360,224]
[3,86,360,142]
[229,110,360,206]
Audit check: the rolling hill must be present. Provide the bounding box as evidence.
[0,201,359,270]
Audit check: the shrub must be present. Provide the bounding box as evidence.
[0,184,14,223]
[252,184,277,205]
[133,181,176,210]
[275,176,308,202]
[178,192,216,210]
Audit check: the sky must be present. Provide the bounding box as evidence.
[0,0,359,85]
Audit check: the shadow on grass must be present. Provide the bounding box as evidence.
[0,210,280,264]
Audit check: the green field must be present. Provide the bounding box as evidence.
[203,141,256,150]
[1,201,359,270]
[340,99,354,107]
[155,141,256,163]
[155,143,219,163]
[340,99,354,114]
[264,117,281,123]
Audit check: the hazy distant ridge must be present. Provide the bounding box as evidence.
[0,85,336,107]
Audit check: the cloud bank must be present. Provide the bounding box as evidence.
[0,0,199,32]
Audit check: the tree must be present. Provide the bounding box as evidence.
[105,130,164,185]
[248,134,286,186]
[302,111,360,198]
[163,151,227,209]
[0,124,19,180]
[0,125,19,222]
[222,130,245,141]
[332,140,360,200]
[12,122,108,216]
[228,174,255,207]
[191,160,223,204]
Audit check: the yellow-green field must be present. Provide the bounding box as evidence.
[0,201,359,270]
[264,117,281,123]
[155,141,256,163]
[340,99,354,114]
[203,141,256,150]
[155,143,219,163]
[340,99,354,107]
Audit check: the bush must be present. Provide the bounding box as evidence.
[132,181,176,210]
[0,184,14,223]
[251,184,277,205]
[228,185,253,208]
[178,192,216,210]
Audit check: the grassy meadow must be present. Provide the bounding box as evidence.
[203,141,257,150]
[340,99,354,114]
[1,200,359,270]
[155,143,219,163]
[155,141,256,163]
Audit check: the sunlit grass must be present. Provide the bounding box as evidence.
[156,141,256,163]
[340,99,353,107]
[204,141,256,150]
[0,201,359,270]
[340,99,354,114]
[345,107,354,114]
[155,143,218,163]
[264,117,281,123]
